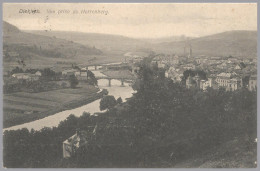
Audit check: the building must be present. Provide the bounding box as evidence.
[182,64,195,70]
[131,63,140,75]
[199,77,218,91]
[194,74,200,88]
[12,73,40,81]
[200,80,209,91]
[234,64,242,70]
[215,73,242,91]
[7,51,19,58]
[63,123,135,159]
[248,75,257,91]
[228,78,241,91]
[195,58,202,65]
[75,71,88,77]
[186,75,196,89]
[35,71,42,76]
[171,55,180,65]
[158,61,166,68]
[62,68,79,76]
[63,128,95,158]
[208,77,218,89]
[166,67,182,83]
[188,45,192,59]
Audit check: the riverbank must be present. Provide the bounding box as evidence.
[3,84,106,128]
[4,76,135,131]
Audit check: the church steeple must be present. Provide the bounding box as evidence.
[189,44,192,59]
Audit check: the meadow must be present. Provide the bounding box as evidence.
[3,82,100,128]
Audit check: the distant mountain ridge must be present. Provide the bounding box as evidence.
[3,21,103,70]
[4,21,257,64]
[26,30,152,52]
[154,30,257,57]
[3,21,20,33]
[28,29,257,58]
[140,35,194,44]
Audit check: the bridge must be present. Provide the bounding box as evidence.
[95,76,134,87]
[82,63,129,71]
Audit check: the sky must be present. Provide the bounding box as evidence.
[3,3,257,38]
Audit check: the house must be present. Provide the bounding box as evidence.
[208,77,218,89]
[166,67,182,83]
[234,64,242,70]
[195,58,202,65]
[63,128,95,158]
[186,75,199,89]
[248,75,257,91]
[228,78,241,91]
[158,62,166,69]
[62,69,79,76]
[35,71,42,76]
[81,67,88,71]
[7,51,19,58]
[12,73,27,79]
[215,73,242,91]
[75,71,87,77]
[75,71,89,81]
[63,123,135,159]
[200,79,216,91]
[183,64,195,70]
[12,73,40,81]
[131,63,140,75]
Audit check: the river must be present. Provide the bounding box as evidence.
[4,70,135,131]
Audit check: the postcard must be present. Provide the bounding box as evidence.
[2,3,257,168]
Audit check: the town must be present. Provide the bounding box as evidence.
[4,44,257,94]
[2,3,257,169]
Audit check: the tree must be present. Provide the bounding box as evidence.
[100,95,117,111]
[101,89,109,95]
[61,82,67,88]
[69,75,79,88]
[87,70,97,86]
[116,97,123,104]
[41,68,57,80]
[11,67,23,75]
[182,69,207,83]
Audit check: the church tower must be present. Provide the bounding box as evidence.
[189,45,192,59]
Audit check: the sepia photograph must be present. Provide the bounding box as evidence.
[2,2,258,168]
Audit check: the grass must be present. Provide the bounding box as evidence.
[173,135,257,168]
[3,82,102,128]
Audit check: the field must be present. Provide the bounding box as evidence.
[3,82,101,128]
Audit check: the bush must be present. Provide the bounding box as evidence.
[69,75,79,88]
[100,95,117,111]
[101,89,109,95]
[116,97,123,104]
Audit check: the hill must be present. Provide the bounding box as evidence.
[141,35,194,44]
[26,30,152,53]
[154,31,257,58]
[174,136,256,168]
[28,30,257,58]
[3,21,103,71]
[3,21,20,33]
